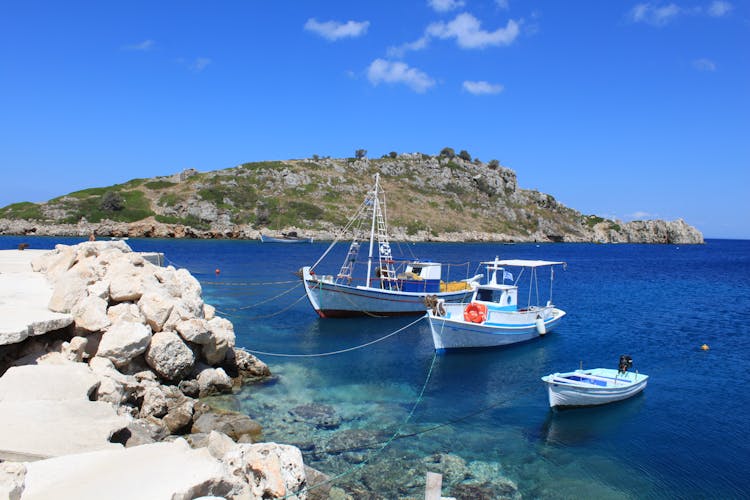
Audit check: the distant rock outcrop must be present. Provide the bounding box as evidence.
[0,154,704,244]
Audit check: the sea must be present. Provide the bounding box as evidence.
[2,236,749,499]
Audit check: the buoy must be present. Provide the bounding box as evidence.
[535,317,547,335]
[215,268,221,275]
[701,344,709,351]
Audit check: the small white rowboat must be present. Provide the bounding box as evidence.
[541,366,649,409]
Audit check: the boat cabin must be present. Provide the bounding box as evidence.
[399,261,442,293]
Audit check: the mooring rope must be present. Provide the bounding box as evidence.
[210,283,302,311]
[201,279,299,286]
[243,315,425,358]
[213,293,308,320]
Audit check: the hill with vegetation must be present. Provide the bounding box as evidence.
[0,151,704,244]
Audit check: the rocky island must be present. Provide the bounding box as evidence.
[0,152,703,244]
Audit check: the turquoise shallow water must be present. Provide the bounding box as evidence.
[4,236,749,498]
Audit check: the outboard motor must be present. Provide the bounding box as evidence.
[618,355,633,373]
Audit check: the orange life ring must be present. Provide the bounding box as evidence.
[463,302,488,323]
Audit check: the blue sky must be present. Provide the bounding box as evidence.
[1,1,748,238]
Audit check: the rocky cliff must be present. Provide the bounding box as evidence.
[0,153,704,244]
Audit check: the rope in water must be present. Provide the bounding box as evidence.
[281,350,439,499]
[210,283,303,311]
[243,315,426,358]
[213,293,308,320]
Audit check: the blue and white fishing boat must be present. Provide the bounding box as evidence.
[300,173,480,318]
[542,356,649,408]
[426,258,566,350]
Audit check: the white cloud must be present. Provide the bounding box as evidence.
[692,58,717,71]
[708,1,732,17]
[304,18,370,41]
[629,3,681,26]
[463,80,504,95]
[629,211,657,220]
[366,59,435,93]
[190,57,211,72]
[428,0,465,12]
[496,0,510,10]
[123,40,155,51]
[387,36,431,58]
[427,13,520,48]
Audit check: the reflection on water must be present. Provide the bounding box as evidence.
[538,394,646,446]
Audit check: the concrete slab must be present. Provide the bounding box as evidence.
[21,440,226,500]
[0,250,73,346]
[0,364,100,402]
[0,399,127,461]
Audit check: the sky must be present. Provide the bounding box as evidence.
[1,1,748,239]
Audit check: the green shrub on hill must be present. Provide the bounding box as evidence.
[0,202,43,220]
[144,180,176,190]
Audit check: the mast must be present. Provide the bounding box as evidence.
[365,173,379,285]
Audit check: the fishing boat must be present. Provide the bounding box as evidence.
[300,173,481,318]
[426,258,566,350]
[541,356,649,409]
[260,231,314,243]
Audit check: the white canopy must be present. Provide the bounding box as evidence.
[481,259,565,268]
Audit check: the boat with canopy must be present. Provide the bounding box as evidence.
[426,257,566,350]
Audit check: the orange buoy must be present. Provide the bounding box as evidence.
[215,268,221,275]
[701,344,709,351]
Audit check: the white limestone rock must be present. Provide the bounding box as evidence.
[48,260,97,313]
[140,386,169,418]
[0,363,100,402]
[176,318,211,344]
[62,336,89,362]
[203,317,236,365]
[221,442,307,500]
[96,321,152,369]
[138,291,174,333]
[107,302,144,324]
[145,331,196,381]
[72,295,111,332]
[196,367,233,397]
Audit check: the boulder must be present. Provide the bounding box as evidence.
[203,317,235,365]
[138,291,174,333]
[145,331,195,381]
[176,318,211,344]
[61,336,89,362]
[72,295,111,332]
[140,386,169,419]
[224,348,271,380]
[96,321,152,369]
[221,442,307,499]
[196,367,233,397]
[0,363,100,401]
[192,411,262,442]
[48,261,97,313]
[107,302,144,324]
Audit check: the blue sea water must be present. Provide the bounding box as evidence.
[3,236,749,498]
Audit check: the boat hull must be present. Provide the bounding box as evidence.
[260,234,313,243]
[301,267,474,317]
[541,368,649,408]
[427,306,565,350]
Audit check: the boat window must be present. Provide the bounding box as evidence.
[477,289,504,302]
[411,266,423,275]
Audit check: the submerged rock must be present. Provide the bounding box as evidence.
[288,403,341,430]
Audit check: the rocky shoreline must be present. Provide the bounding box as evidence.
[0,216,704,244]
[0,241,335,499]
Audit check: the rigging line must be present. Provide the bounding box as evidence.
[280,350,439,499]
[244,315,425,358]
[200,279,299,286]
[310,199,369,271]
[215,283,302,311]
